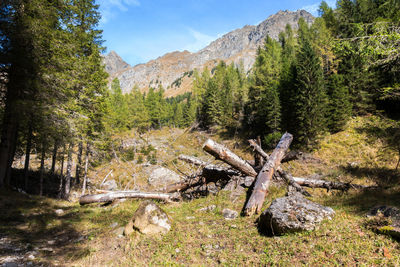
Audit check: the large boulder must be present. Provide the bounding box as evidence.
[148,167,183,188]
[259,193,335,235]
[124,201,171,235]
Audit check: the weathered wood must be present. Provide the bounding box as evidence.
[166,155,241,193]
[276,169,311,196]
[249,139,269,160]
[79,191,181,205]
[292,177,374,191]
[244,133,293,216]
[203,139,257,177]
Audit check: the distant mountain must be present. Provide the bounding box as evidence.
[103,50,130,75]
[103,10,314,97]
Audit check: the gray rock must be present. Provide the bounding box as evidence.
[148,167,182,188]
[113,227,125,237]
[198,205,216,212]
[54,209,64,216]
[259,193,335,235]
[124,201,171,235]
[242,176,254,188]
[206,183,219,195]
[110,222,119,228]
[222,208,238,220]
[102,179,118,191]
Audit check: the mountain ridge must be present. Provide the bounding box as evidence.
[103,9,314,97]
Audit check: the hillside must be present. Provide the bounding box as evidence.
[103,10,314,97]
[1,116,400,266]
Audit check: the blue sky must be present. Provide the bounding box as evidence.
[97,0,336,66]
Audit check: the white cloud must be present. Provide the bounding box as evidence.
[183,28,217,52]
[98,0,140,24]
[300,0,336,16]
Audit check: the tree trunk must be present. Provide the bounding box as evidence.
[244,133,293,216]
[63,142,73,199]
[79,191,181,205]
[6,124,19,186]
[50,140,58,174]
[39,141,46,196]
[276,169,311,196]
[254,136,264,168]
[24,123,33,190]
[81,143,90,195]
[203,139,257,177]
[75,140,83,185]
[0,110,18,187]
[291,177,374,191]
[58,144,65,199]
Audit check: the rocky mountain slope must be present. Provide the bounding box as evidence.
[103,10,313,96]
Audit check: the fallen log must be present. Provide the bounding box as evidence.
[79,191,181,205]
[165,156,241,193]
[203,139,257,177]
[244,133,293,216]
[291,177,374,191]
[249,139,302,163]
[276,169,311,197]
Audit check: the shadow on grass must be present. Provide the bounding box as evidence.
[0,187,99,266]
[341,165,400,187]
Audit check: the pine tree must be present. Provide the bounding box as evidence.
[246,36,282,142]
[327,73,352,132]
[292,22,328,147]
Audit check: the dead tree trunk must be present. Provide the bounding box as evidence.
[24,123,33,191]
[276,169,311,196]
[244,133,293,216]
[291,177,373,191]
[203,139,257,177]
[81,143,90,195]
[254,136,264,168]
[79,191,181,205]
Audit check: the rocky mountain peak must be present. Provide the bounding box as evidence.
[104,9,314,96]
[103,50,131,75]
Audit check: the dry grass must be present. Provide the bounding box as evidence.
[2,115,400,266]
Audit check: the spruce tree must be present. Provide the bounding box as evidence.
[292,24,327,147]
[327,73,352,133]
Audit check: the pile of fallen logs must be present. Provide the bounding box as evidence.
[79,133,375,214]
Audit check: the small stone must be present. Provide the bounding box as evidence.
[54,209,64,216]
[27,254,35,260]
[47,240,55,245]
[175,248,180,253]
[230,224,237,228]
[124,201,171,235]
[186,216,195,220]
[113,227,125,237]
[198,205,216,212]
[243,176,254,187]
[102,179,118,191]
[222,208,238,220]
[110,222,119,228]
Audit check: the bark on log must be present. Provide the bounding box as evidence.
[203,139,257,177]
[79,191,181,205]
[292,177,374,191]
[276,169,311,196]
[166,155,241,193]
[244,133,293,216]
